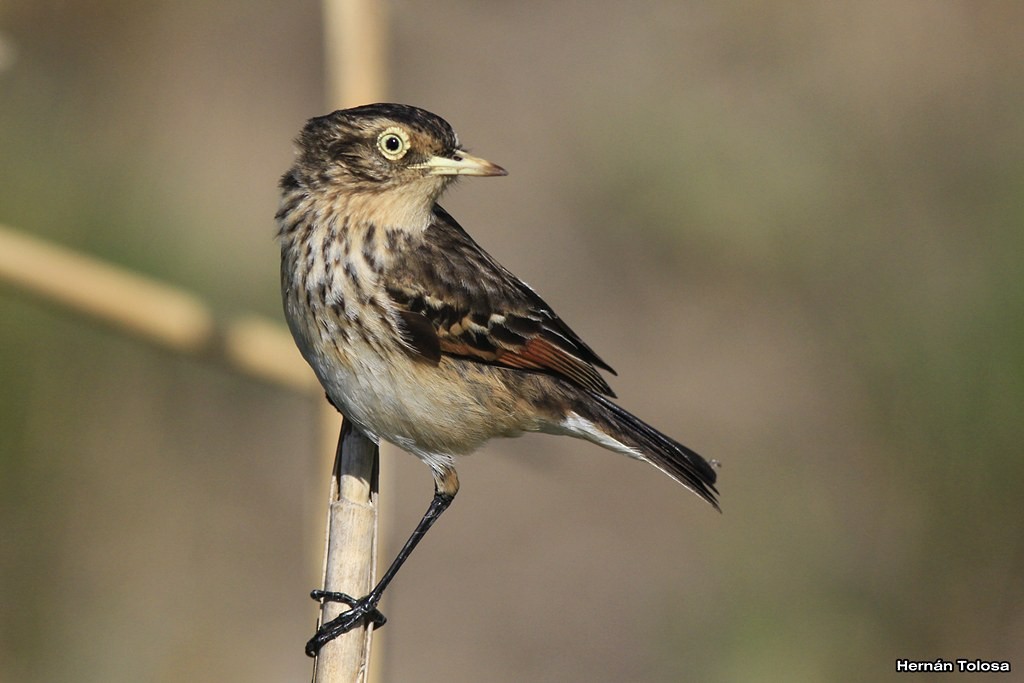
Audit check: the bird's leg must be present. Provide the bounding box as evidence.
[305,466,459,657]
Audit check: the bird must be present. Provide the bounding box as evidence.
[276,103,719,656]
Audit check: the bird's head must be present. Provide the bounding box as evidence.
[286,104,506,212]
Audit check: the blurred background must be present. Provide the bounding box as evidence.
[2,1,1022,681]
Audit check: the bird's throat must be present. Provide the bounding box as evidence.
[328,186,436,236]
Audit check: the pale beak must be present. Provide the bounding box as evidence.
[418,150,507,177]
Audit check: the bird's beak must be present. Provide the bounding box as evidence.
[418,150,507,177]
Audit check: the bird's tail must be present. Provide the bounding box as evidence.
[563,393,720,510]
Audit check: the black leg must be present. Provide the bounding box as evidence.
[306,477,457,657]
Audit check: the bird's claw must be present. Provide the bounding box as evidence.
[305,592,387,657]
[309,589,358,606]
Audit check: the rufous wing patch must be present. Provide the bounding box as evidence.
[496,337,613,396]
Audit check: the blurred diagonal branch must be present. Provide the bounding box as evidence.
[0,222,315,393]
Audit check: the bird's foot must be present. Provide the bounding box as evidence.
[305,590,387,657]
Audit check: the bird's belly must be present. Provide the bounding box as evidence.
[312,345,538,459]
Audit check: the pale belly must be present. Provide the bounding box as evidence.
[303,332,546,463]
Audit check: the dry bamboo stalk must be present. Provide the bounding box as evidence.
[311,421,379,683]
[322,0,388,109]
[312,2,389,682]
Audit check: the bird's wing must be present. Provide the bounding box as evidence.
[386,206,617,397]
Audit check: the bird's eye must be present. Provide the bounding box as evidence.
[377,127,410,161]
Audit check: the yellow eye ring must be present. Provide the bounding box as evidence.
[377,127,410,160]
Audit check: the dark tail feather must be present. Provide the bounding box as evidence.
[581,394,720,511]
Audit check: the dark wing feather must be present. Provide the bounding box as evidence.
[386,206,617,397]
[395,309,442,364]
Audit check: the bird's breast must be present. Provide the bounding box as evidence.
[281,213,401,363]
